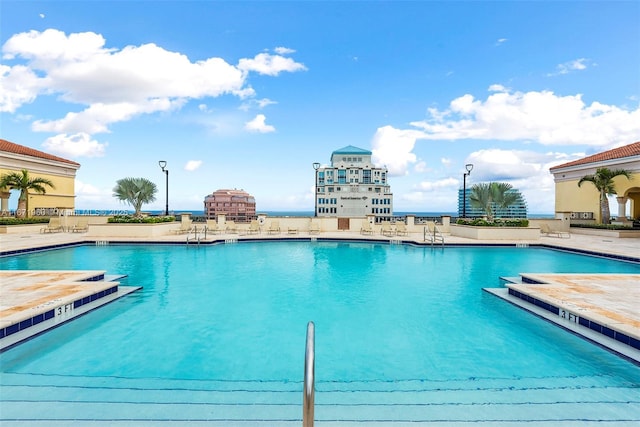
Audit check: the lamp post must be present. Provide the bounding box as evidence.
[158,160,169,216]
[312,162,320,217]
[462,163,473,218]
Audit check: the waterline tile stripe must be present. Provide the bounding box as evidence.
[0,285,118,340]
[507,288,640,351]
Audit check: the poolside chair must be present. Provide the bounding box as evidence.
[41,217,64,233]
[71,218,89,233]
[205,220,222,235]
[360,220,373,235]
[395,220,408,236]
[380,221,395,237]
[309,220,320,235]
[287,225,299,235]
[540,223,570,238]
[172,219,194,234]
[225,220,238,234]
[247,220,260,234]
[267,220,280,235]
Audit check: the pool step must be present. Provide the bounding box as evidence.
[1,373,638,425]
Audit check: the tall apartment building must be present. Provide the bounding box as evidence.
[457,188,528,218]
[314,145,393,221]
[203,189,256,222]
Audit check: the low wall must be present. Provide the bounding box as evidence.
[0,224,44,234]
[450,224,540,240]
[570,227,640,238]
[86,223,179,238]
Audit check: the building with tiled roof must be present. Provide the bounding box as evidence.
[550,141,640,223]
[0,138,81,216]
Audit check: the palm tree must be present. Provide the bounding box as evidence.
[0,169,55,218]
[469,182,519,221]
[578,167,632,224]
[113,177,157,217]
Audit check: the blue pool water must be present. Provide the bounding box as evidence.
[1,242,639,424]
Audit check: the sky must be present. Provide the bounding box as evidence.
[1,0,639,214]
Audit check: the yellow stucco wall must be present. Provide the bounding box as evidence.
[554,172,638,222]
[0,166,77,214]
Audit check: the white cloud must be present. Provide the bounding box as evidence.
[239,97,277,111]
[408,88,640,146]
[549,58,592,76]
[184,160,202,171]
[496,38,508,45]
[238,52,307,76]
[441,157,451,165]
[42,132,107,157]
[371,125,422,176]
[414,161,428,173]
[415,177,459,191]
[1,29,305,133]
[245,114,275,133]
[274,47,295,55]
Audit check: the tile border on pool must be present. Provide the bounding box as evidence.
[1,238,639,264]
[0,271,141,352]
[486,273,640,365]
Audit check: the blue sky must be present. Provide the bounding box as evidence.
[1,1,639,214]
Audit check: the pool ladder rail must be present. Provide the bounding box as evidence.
[424,224,445,246]
[303,321,315,427]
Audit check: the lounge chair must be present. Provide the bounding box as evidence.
[225,220,238,233]
[172,219,194,234]
[540,223,570,238]
[247,220,260,234]
[205,220,222,235]
[267,220,280,235]
[287,225,299,235]
[71,218,89,233]
[41,217,64,233]
[360,220,373,235]
[395,220,408,236]
[309,220,320,235]
[380,221,395,237]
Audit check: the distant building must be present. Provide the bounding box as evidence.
[203,189,256,222]
[314,145,393,222]
[0,138,80,215]
[550,141,640,222]
[457,188,528,218]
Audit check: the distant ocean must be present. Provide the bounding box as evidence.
[123,210,555,218]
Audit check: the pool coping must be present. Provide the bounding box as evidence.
[1,237,639,263]
[485,285,640,365]
[0,271,141,352]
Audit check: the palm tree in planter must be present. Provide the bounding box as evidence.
[113,177,157,217]
[0,169,55,218]
[578,167,632,224]
[469,182,519,222]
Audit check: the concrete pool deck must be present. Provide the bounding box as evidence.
[0,228,639,361]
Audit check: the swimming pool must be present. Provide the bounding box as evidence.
[1,241,639,425]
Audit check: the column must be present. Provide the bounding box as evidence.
[616,196,628,219]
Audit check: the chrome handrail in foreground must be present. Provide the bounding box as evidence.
[303,321,315,427]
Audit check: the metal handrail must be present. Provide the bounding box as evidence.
[424,225,445,246]
[303,321,315,427]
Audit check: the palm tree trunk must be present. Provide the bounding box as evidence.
[600,190,610,224]
[17,199,27,218]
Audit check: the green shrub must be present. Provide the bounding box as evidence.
[108,215,176,224]
[570,223,632,230]
[457,218,529,227]
[0,217,50,225]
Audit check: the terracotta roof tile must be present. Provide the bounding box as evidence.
[550,141,640,171]
[0,139,80,167]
